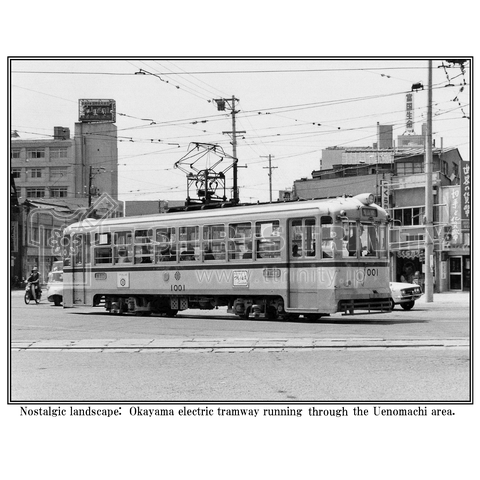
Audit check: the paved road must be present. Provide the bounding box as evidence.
[9,290,471,403]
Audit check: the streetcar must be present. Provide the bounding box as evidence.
[62,193,391,319]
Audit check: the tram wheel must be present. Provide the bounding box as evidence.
[265,306,278,320]
[390,299,395,310]
[240,307,251,320]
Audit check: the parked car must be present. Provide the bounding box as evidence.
[389,282,423,310]
[46,261,63,306]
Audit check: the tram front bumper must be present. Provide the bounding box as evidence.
[337,292,391,314]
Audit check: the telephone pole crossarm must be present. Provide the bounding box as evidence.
[214,96,245,204]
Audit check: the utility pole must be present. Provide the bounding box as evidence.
[87,166,105,209]
[215,97,245,204]
[261,154,277,202]
[424,60,434,302]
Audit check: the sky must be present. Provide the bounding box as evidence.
[10,58,471,205]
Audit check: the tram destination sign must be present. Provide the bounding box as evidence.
[362,207,378,217]
[79,99,116,123]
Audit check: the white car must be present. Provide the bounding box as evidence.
[46,262,63,306]
[389,282,423,310]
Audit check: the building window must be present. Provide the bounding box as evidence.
[11,150,21,159]
[26,188,45,198]
[27,148,45,159]
[50,167,68,178]
[396,161,424,175]
[30,168,42,178]
[442,161,449,176]
[393,207,424,226]
[452,163,459,178]
[50,187,68,198]
[12,168,21,178]
[50,147,68,159]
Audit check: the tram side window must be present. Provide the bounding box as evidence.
[155,227,176,262]
[321,216,342,259]
[179,226,199,262]
[290,218,317,259]
[63,234,70,267]
[94,232,112,264]
[203,224,226,261]
[228,222,252,260]
[377,225,388,258]
[256,220,281,259]
[114,231,133,264]
[73,233,84,265]
[344,222,359,258]
[85,234,91,265]
[134,229,154,264]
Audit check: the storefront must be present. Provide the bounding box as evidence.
[439,249,471,292]
[440,184,471,292]
[391,248,427,291]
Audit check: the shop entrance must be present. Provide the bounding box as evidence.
[449,256,470,291]
[395,256,424,287]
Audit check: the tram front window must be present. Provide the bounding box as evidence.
[343,222,379,258]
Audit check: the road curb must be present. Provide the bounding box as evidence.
[11,337,469,352]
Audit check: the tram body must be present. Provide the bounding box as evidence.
[62,193,391,319]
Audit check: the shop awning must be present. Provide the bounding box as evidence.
[396,249,425,260]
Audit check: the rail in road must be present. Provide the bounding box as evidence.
[12,337,469,353]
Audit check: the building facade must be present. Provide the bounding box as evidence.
[10,120,121,284]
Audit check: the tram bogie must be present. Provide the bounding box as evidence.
[62,194,392,320]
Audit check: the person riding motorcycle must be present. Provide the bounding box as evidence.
[26,267,41,298]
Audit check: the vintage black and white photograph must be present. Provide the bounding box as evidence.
[9,57,472,403]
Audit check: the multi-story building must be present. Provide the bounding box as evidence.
[10,113,121,284]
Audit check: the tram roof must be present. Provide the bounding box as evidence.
[65,194,386,231]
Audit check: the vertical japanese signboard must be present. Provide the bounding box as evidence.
[461,160,471,232]
[405,93,414,133]
[450,187,461,244]
[380,180,389,210]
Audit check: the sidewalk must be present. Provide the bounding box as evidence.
[416,291,471,306]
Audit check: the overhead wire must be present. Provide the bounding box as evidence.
[11,60,469,201]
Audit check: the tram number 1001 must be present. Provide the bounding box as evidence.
[171,284,186,292]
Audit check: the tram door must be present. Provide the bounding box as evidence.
[287,217,318,310]
[71,233,89,304]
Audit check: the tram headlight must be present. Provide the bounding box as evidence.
[353,193,375,205]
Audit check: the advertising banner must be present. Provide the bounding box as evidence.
[79,99,116,123]
[460,160,470,231]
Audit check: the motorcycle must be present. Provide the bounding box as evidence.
[24,282,41,304]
